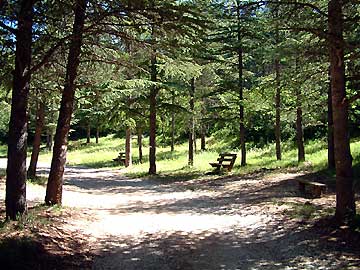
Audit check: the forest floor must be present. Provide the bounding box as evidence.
[0,159,360,269]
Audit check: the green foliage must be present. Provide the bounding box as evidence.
[0,99,10,142]
[279,201,335,221]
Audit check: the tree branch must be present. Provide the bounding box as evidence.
[30,37,67,74]
[0,21,17,34]
[346,92,360,104]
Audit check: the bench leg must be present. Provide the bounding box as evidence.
[312,186,326,198]
[298,182,306,194]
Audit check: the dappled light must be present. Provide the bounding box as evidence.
[1,0,360,268]
[1,153,360,268]
[52,166,359,269]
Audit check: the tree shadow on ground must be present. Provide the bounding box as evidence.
[75,168,359,269]
[92,219,360,270]
[0,205,94,270]
[87,175,307,216]
[0,236,93,270]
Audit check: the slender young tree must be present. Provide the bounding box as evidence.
[295,86,305,162]
[46,0,87,205]
[237,1,246,166]
[86,122,91,144]
[170,92,176,152]
[274,38,282,160]
[327,68,335,169]
[125,127,132,167]
[188,78,195,166]
[137,127,143,163]
[27,101,45,179]
[95,126,100,143]
[148,46,158,174]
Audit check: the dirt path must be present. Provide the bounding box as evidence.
[1,159,359,269]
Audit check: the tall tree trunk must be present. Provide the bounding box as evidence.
[46,131,53,151]
[27,101,45,179]
[45,0,87,205]
[275,57,281,161]
[200,125,206,151]
[148,47,157,175]
[6,0,34,220]
[200,101,206,151]
[96,125,99,144]
[328,0,355,223]
[296,88,305,162]
[328,68,335,169]
[237,4,246,166]
[194,132,197,153]
[170,92,175,152]
[137,128,143,163]
[188,78,195,166]
[125,127,132,167]
[86,122,90,144]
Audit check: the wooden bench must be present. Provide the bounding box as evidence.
[209,153,237,173]
[113,152,126,164]
[296,179,327,198]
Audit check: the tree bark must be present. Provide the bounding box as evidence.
[45,0,87,205]
[96,125,99,144]
[188,78,195,166]
[237,3,246,166]
[148,47,157,175]
[46,131,53,151]
[275,58,281,161]
[328,0,355,223]
[200,101,206,151]
[328,68,335,169]
[137,128,143,163]
[27,101,45,179]
[125,127,132,167]
[296,88,305,162]
[171,92,175,152]
[86,122,90,144]
[194,132,197,153]
[200,125,206,150]
[6,0,35,220]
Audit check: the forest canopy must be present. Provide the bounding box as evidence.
[0,0,359,224]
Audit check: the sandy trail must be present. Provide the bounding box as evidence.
[0,159,359,269]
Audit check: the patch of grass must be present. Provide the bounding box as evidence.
[30,134,360,182]
[38,135,123,168]
[27,176,47,186]
[0,204,52,234]
[280,201,335,221]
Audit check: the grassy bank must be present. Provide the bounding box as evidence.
[31,135,360,181]
[1,135,360,181]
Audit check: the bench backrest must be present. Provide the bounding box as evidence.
[218,153,237,167]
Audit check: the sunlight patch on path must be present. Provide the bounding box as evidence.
[70,211,269,240]
[62,189,216,208]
